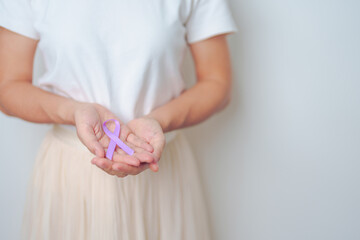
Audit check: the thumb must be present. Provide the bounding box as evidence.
[152,140,165,163]
[149,162,159,172]
[77,124,105,158]
[148,140,164,172]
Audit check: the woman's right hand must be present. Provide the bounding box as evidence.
[73,102,156,177]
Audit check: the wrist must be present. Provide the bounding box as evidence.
[144,112,170,133]
[58,98,84,125]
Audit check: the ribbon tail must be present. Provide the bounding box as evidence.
[112,137,135,156]
[106,140,117,160]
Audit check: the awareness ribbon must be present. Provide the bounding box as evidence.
[102,119,134,160]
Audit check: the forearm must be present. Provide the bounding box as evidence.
[146,79,231,133]
[0,81,81,125]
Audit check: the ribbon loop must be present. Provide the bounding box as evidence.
[102,119,134,160]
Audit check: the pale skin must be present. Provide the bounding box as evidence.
[0,26,233,177]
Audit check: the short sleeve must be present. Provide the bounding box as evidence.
[0,0,40,40]
[184,0,238,44]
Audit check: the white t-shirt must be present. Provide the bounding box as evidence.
[0,0,238,133]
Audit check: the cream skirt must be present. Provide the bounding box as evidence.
[21,124,211,240]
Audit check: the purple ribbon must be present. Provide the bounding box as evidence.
[102,119,134,160]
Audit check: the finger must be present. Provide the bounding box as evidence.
[92,157,127,178]
[151,139,166,162]
[119,141,155,163]
[91,157,116,175]
[115,172,128,178]
[118,124,132,142]
[112,150,141,166]
[133,152,155,163]
[77,125,105,158]
[112,162,150,175]
[127,133,154,152]
[114,144,155,163]
[149,162,159,172]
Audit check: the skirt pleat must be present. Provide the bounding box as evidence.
[20,124,211,240]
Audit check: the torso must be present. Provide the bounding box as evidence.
[32,0,193,122]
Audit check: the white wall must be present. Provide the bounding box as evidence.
[1,0,360,239]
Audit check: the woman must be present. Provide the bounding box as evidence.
[0,0,237,239]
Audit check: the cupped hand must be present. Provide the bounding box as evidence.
[73,102,156,177]
[126,116,166,172]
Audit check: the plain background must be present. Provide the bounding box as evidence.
[1,0,360,239]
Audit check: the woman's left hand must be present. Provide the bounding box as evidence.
[126,117,166,172]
